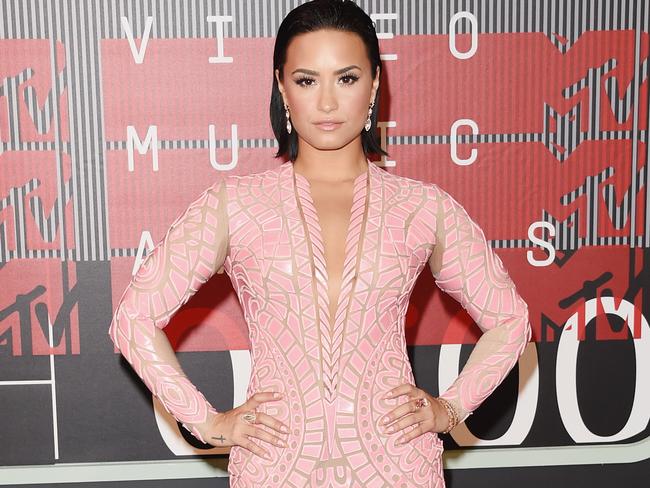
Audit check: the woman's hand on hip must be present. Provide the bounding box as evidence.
[379,384,450,444]
[197,391,290,460]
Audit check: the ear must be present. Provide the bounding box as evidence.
[370,66,380,104]
[275,68,287,105]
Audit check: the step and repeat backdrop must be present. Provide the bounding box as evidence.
[1,1,649,486]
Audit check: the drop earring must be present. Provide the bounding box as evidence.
[365,101,375,131]
[285,103,292,134]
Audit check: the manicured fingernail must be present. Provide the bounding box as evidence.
[381,416,389,424]
[281,425,289,433]
[273,392,281,398]
[265,453,272,460]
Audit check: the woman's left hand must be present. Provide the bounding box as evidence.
[379,384,450,444]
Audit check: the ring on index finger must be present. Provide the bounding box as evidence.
[242,411,257,424]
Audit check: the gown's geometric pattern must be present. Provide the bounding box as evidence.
[108,181,229,444]
[109,159,531,487]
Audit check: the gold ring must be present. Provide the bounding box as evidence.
[415,397,430,409]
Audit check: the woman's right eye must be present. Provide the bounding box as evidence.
[295,77,315,87]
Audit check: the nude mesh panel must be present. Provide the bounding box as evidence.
[108,179,229,443]
[428,184,532,423]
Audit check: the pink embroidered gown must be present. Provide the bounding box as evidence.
[108,159,531,487]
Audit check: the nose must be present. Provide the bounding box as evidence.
[317,83,338,113]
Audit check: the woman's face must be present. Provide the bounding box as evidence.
[275,29,380,153]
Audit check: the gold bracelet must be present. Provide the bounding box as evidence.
[435,397,459,434]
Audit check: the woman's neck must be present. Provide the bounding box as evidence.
[292,141,369,183]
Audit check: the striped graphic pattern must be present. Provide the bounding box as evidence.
[2,1,647,40]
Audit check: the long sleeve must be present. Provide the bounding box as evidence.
[108,178,230,444]
[427,184,532,425]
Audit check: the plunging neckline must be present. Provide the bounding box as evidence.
[291,160,371,342]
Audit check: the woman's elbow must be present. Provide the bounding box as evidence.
[107,304,131,353]
[517,300,533,350]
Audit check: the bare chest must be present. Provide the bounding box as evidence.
[308,180,355,319]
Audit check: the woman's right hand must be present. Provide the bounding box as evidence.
[200,391,290,460]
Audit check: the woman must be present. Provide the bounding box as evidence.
[108,1,531,486]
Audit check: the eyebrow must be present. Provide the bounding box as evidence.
[291,65,362,76]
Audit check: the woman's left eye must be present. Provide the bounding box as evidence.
[340,74,359,84]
